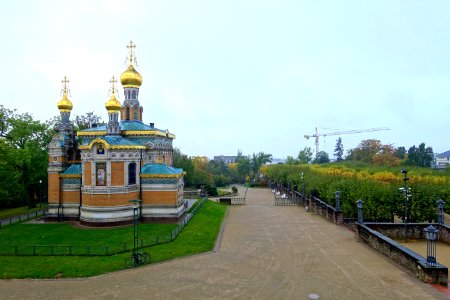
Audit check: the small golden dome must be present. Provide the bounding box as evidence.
[120,64,142,88]
[105,93,122,112]
[57,92,73,112]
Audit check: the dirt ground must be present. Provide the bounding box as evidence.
[0,187,447,299]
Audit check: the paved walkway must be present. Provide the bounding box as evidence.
[0,188,447,299]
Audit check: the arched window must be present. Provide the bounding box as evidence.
[132,90,136,99]
[133,108,138,120]
[128,162,136,185]
[125,107,130,120]
[127,90,131,99]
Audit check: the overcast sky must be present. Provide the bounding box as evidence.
[1,1,450,158]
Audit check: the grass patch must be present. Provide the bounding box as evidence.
[0,222,176,247]
[0,206,46,220]
[0,200,227,279]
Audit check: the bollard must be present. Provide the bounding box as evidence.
[437,199,445,225]
[357,200,364,224]
[424,225,438,266]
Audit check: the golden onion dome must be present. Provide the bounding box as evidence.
[57,92,73,112]
[105,93,122,112]
[120,64,142,88]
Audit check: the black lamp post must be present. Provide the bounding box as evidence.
[38,179,42,208]
[424,225,438,266]
[129,199,142,260]
[400,169,410,238]
[301,172,305,197]
[437,199,445,225]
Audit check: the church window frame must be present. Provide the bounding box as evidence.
[128,162,136,185]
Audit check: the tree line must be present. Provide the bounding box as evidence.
[286,138,434,167]
[0,105,106,209]
[173,149,272,196]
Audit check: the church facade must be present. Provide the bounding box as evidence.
[47,41,186,226]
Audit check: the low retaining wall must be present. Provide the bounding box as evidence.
[306,195,343,225]
[269,184,343,225]
[364,222,450,243]
[356,223,448,286]
[218,197,246,205]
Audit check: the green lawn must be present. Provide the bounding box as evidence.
[0,222,176,247]
[0,206,46,220]
[0,200,227,279]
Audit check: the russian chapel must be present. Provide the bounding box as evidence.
[47,41,185,226]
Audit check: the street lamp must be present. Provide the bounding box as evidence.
[400,169,410,238]
[125,199,150,267]
[38,179,42,208]
[129,200,141,255]
[301,172,305,198]
[424,225,438,266]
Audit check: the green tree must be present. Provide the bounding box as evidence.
[236,155,252,183]
[313,151,330,164]
[334,137,344,162]
[74,112,105,130]
[406,143,433,167]
[251,152,273,178]
[173,148,195,186]
[285,156,299,165]
[0,106,50,208]
[298,147,313,164]
[394,146,407,159]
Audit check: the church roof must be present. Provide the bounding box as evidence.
[141,163,183,176]
[63,164,81,175]
[78,136,146,150]
[81,121,161,132]
[102,136,142,146]
[77,121,175,139]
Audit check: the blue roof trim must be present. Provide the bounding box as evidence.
[120,121,164,132]
[141,163,183,175]
[79,121,165,133]
[102,136,142,146]
[63,164,82,175]
[82,125,107,132]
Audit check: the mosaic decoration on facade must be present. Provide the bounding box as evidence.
[63,179,81,185]
[141,178,178,185]
[96,163,106,186]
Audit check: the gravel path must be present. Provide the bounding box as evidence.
[0,188,447,299]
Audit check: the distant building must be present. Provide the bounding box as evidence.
[214,155,238,164]
[434,151,450,169]
[270,158,286,164]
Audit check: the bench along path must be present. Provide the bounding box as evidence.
[0,188,446,299]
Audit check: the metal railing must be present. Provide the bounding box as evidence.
[0,209,46,229]
[0,198,207,257]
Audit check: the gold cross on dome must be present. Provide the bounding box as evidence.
[109,75,117,93]
[127,40,136,64]
[61,76,70,94]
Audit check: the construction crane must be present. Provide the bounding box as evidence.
[304,127,390,155]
